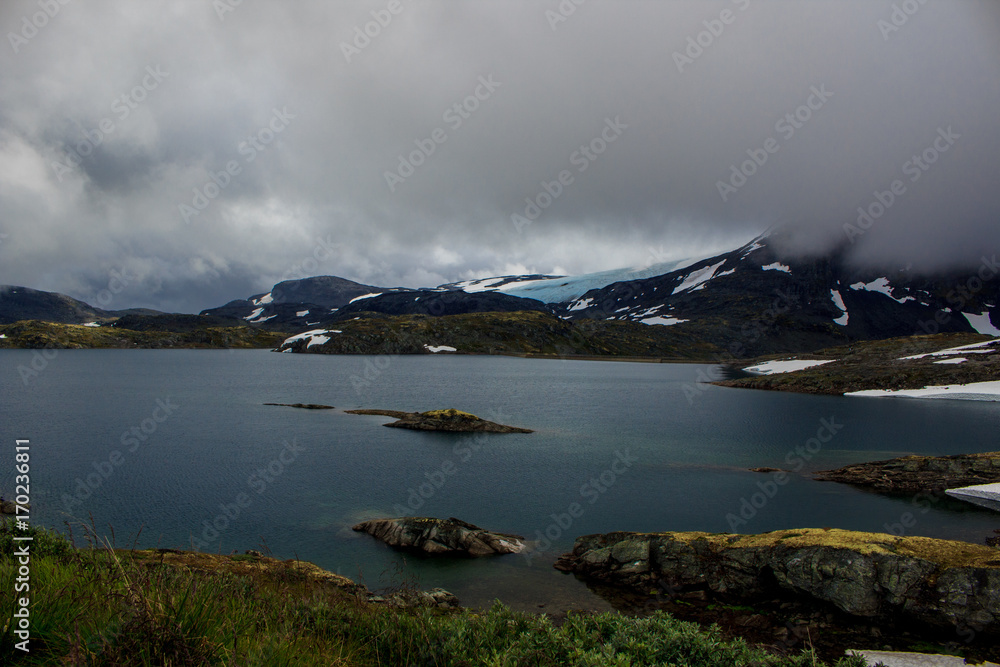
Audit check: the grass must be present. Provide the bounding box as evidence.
[0,521,867,666]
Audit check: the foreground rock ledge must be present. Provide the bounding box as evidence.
[813,451,1000,494]
[353,517,526,557]
[346,408,533,433]
[554,528,1000,634]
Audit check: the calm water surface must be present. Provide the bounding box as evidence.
[2,350,998,612]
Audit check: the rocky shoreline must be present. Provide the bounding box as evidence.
[813,451,1000,494]
[554,528,1000,660]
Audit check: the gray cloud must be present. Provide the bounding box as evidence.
[0,0,998,312]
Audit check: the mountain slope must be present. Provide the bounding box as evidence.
[550,236,999,357]
[0,285,161,325]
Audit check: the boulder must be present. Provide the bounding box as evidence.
[555,528,1000,635]
[352,517,525,557]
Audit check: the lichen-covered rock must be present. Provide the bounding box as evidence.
[353,517,525,557]
[555,528,1000,635]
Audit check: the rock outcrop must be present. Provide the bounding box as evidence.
[346,408,532,433]
[554,528,1000,635]
[352,517,525,557]
[814,451,1000,494]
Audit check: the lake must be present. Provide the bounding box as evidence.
[2,349,998,612]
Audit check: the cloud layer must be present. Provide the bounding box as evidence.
[1,0,998,311]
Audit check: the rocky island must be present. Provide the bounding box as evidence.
[352,517,526,557]
[345,408,533,433]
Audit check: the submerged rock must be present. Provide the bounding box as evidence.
[352,517,525,557]
[264,403,335,409]
[346,408,532,433]
[814,451,1000,494]
[554,528,1000,635]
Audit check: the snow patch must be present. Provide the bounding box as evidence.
[463,277,506,293]
[934,358,968,365]
[249,314,277,323]
[640,316,689,326]
[282,329,342,349]
[846,380,1000,401]
[296,310,310,317]
[568,297,594,312]
[424,344,457,353]
[901,339,1000,360]
[715,268,736,278]
[963,311,1000,336]
[244,307,265,320]
[349,292,382,304]
[82,321,100,327]
[253,293,273,305]
[743,359,836,375]
[762,262,791,274]
[830,290,849,326]
[849,278,915,304]
[945,483,1000,513]
[672,261,726,295]
[740,241,765,257]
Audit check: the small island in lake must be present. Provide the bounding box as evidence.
[345,408,533,433]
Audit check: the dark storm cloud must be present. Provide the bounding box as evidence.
[0,0,997,311]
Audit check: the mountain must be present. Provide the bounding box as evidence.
[3,234,998,357]
[0,285,161,325]
[546,235,1000,356]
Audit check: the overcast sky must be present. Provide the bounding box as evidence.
[1,0,998,312]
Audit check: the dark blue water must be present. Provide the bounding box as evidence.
[2,350,998,611]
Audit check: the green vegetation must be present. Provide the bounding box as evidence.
[715,332,1000,395]
[0,522,865,666]
[0,320,287,349]
[284,310,721,359]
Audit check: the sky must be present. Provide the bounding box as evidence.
[1,0,998,313]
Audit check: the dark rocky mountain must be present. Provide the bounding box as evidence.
[553,236,999,356]
[330,290,549,320]
[0,285,160,325]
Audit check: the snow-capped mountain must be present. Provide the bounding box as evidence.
[550,234,999,354]
[435,258,713,304]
